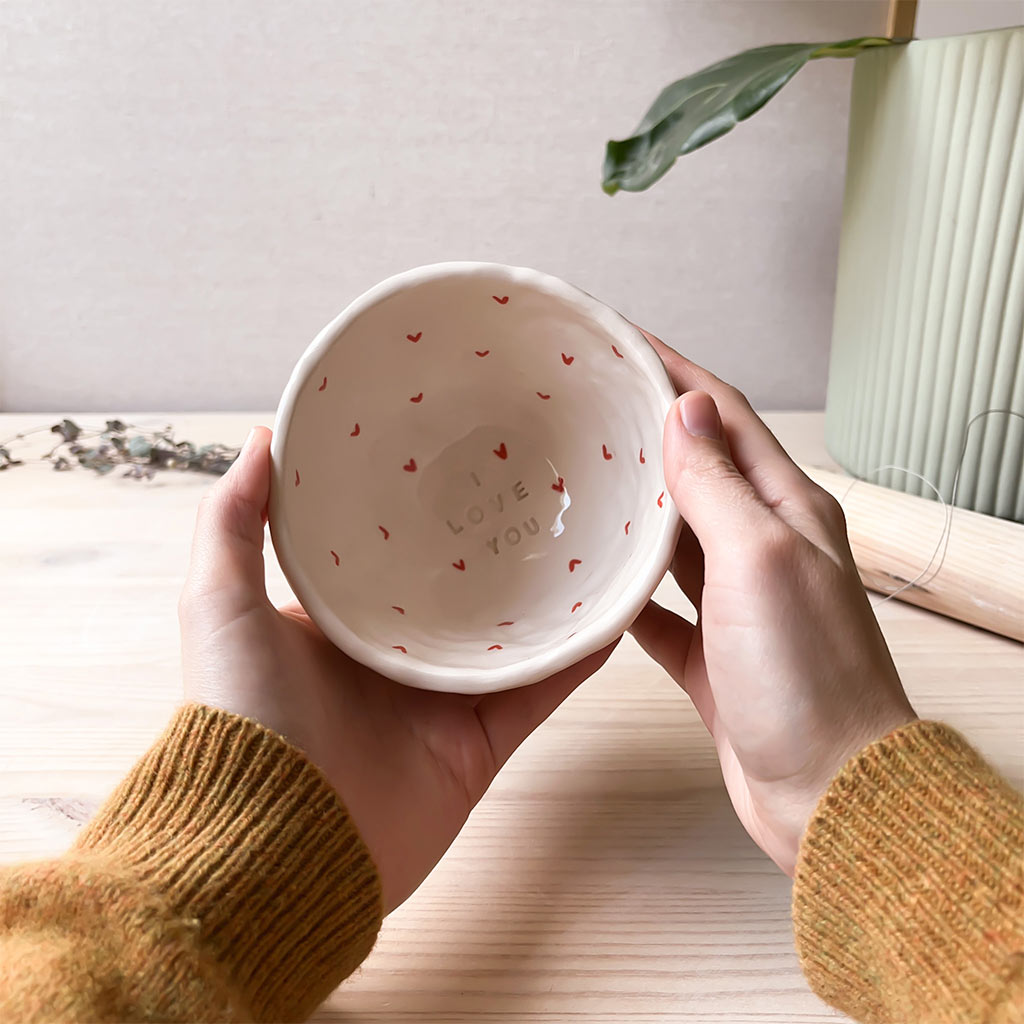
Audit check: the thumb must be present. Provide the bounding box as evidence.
[664,393,774,554]
[184,426,273,604]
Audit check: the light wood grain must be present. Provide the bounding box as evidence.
[802,465,1024,641]
[886,0,918,38]
[1,412,1021,1024]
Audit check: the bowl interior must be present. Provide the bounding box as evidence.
[272,265,677,691]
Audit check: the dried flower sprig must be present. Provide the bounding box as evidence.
[0,419,240,479]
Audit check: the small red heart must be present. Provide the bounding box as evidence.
[403,458,417,472]
[294,470,301,487]
[561,353,574,366]
[537,392,551,400]
[379,525,390,540]
[551,477,565,493]
[410,392,424,403]
[392,605,405,615]
[488,644,503,651]
[318,376,328,391]
[392,645,407,653]
[475,349,490,357]
[493,295,509,304]
[657,491,665,508]
[493,442,508,460]
[612,345,624,359]
[330,550,340,566]
[624,520,631,535]
[602,444,613,461]
[350,423,361,437]
[568,559,582,572]
[639,448,645,464]
[497,620,515,626]
[571,601,582,614]
[453,559,466,571]
[407,332,422,342]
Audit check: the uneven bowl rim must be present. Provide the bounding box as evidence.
[269,261,681,693]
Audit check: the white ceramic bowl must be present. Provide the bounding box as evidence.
[269,262,680,693]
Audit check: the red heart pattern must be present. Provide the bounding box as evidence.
[303,290,657,598]
[497,620,515,626]
[295,470,301,487]
[393,645,407,653]
[571,602,582,614]
[488,644,503,651]
[392,605,405,614]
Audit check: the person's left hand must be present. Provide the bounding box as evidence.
[179,426,617,914]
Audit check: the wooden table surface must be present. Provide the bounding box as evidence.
[1,412,1021,1023]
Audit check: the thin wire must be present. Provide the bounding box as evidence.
[837,408,1024,607]
[836,466,947,606]
[920,408,1024,589]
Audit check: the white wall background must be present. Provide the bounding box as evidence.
[2,0,1017,412]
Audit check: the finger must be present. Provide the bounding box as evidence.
[185,426,274,603]
[627,599,694,681]
[664,392,783,558]
[640,328,814,509]
[644,330,853,556]
[628,601,715,731]
[669,519,704,614]
[473,640,619,770]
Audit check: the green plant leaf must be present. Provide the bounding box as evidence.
[602,36,901,195]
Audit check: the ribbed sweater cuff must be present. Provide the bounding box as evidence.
[73,703,382,1022]
[793,719,1024,1024]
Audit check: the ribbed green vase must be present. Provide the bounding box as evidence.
[825,26,1023,522]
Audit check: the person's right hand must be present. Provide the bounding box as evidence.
[631,332,917,876]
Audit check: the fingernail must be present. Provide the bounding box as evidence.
[243,427,256,450]
[679,392,720,440]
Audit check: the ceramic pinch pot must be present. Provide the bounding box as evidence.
[269,262,681,693]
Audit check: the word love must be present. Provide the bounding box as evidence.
[446,479,530,535]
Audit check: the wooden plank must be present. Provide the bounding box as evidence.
[803,465,1024,642]
[886,0,918,38]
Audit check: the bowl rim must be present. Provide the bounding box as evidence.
[269,261,681,693]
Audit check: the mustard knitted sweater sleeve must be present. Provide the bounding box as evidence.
[0,704,382,1023]
[794,719,1024,1024]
